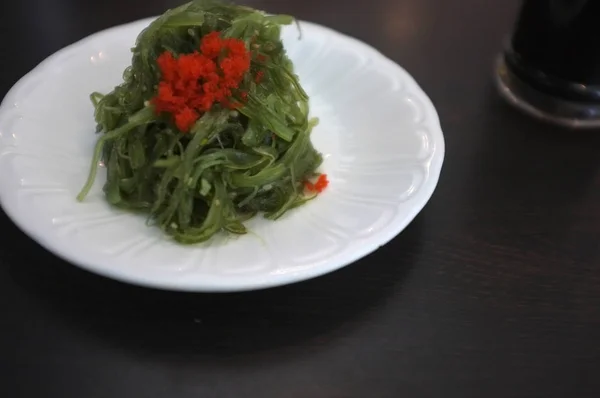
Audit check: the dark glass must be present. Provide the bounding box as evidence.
[496,0,600,127]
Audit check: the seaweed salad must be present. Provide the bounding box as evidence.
[77,0,327,244]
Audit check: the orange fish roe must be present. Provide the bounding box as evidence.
[256,54,267,63]
[151,31,251,132]
[255,70,265,84]
[304,174,329,193]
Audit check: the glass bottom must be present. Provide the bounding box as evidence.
[494,55,600,129]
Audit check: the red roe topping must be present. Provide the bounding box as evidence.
[304,174,329,193]
[151,31,251,132]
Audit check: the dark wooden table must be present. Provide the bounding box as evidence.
[2,0,600,397]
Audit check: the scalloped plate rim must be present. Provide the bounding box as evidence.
[0,17,445,292]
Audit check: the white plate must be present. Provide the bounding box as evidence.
[0,18,444,292]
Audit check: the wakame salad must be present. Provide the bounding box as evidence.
[76,0,327,244]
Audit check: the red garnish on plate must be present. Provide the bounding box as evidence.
[304,174,329,193]
[256,54,267,63]
[255,70,265,84]
[151,31,251,132]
